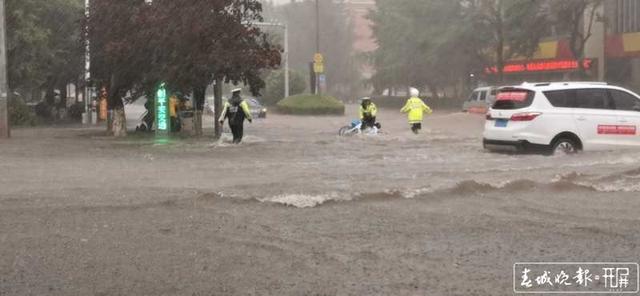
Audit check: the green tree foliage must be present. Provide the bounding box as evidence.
[370,0,548,93]
[469,0,549,83]
[87,0,281,136]
[265,0,360,100]
[262,69,307,105]
[8,96,37,126]
[370,0,473,96]
[548,0,603,78]
[6,0,83,95]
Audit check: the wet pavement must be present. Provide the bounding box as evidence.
[1,105,639,295]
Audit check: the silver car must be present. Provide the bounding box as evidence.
[463,86,497,113]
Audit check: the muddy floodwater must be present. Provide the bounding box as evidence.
[1,105,639,295]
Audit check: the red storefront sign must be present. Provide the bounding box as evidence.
[485,59,593,74]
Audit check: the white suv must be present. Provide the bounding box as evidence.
[483,82,640,154]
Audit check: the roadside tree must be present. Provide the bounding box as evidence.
[548,0,604,79]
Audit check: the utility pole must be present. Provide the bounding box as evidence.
[284,24,289,98]
[83,0,92,125]
[0,0,9,138]
[315,0,320,54]
[315,0,321,96]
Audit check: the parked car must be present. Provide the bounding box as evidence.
[205,96,267,119]
[245,97,268,119]
[483,82,640,155]
[463,86,497,113]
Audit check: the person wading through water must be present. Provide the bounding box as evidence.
[219,88,253,144]
[401,87,432,134]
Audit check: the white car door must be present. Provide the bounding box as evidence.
[573,88,620,150]
[609,89,640,146]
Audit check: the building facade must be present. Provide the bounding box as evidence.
[604,0,640,91]
[343,0,376,79]
[488,0,640,92]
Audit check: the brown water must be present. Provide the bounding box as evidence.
[1,105,639,295]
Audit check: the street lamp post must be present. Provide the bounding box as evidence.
[0,0,9,138]
[83,0,91,125]
[315,0,320,96]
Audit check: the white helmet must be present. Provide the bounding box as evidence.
[409,87,420,97]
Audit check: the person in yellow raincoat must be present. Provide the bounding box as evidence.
[169,95,180,132]
[359,97,378,130]
[401,87,432,134]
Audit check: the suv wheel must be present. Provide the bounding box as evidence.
[551,138,578,155]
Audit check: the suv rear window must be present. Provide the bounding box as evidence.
[544,90,575,108]
[492,89,534,109]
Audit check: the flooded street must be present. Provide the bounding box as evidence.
[1,106,639,295]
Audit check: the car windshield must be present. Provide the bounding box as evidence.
[468,91,478,101]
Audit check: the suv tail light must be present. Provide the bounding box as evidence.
[485,112,493,120]
[510,112,542,121]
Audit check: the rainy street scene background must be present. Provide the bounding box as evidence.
[1,0,640,295]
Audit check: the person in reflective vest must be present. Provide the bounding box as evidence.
[219,88,253,144]
[401,87,432,134]
[359,97,378,130]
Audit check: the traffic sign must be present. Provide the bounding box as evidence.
[313,62,324,73]
[314,53,323,64]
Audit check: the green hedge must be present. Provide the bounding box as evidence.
[371,96,466,110]
[9,97,38,126]
[277,94,345,115]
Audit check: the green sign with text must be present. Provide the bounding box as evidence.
[155,83,169,136]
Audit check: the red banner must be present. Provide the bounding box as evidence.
[597,125,637,135]
[486,59,593,74]
[496,92,528,102]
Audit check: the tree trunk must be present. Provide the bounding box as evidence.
[112,107,127,137]
[75,81,80,103]
[213,77,223,140]
[496,34,505,84]
[59,85,68,120]
[495,0,505,84]
[107,75,126,137]
[193,85,206,137]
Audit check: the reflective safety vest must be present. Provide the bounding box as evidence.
[401,97,432,124]
[359,102,378,120]
[219,99,252,125]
